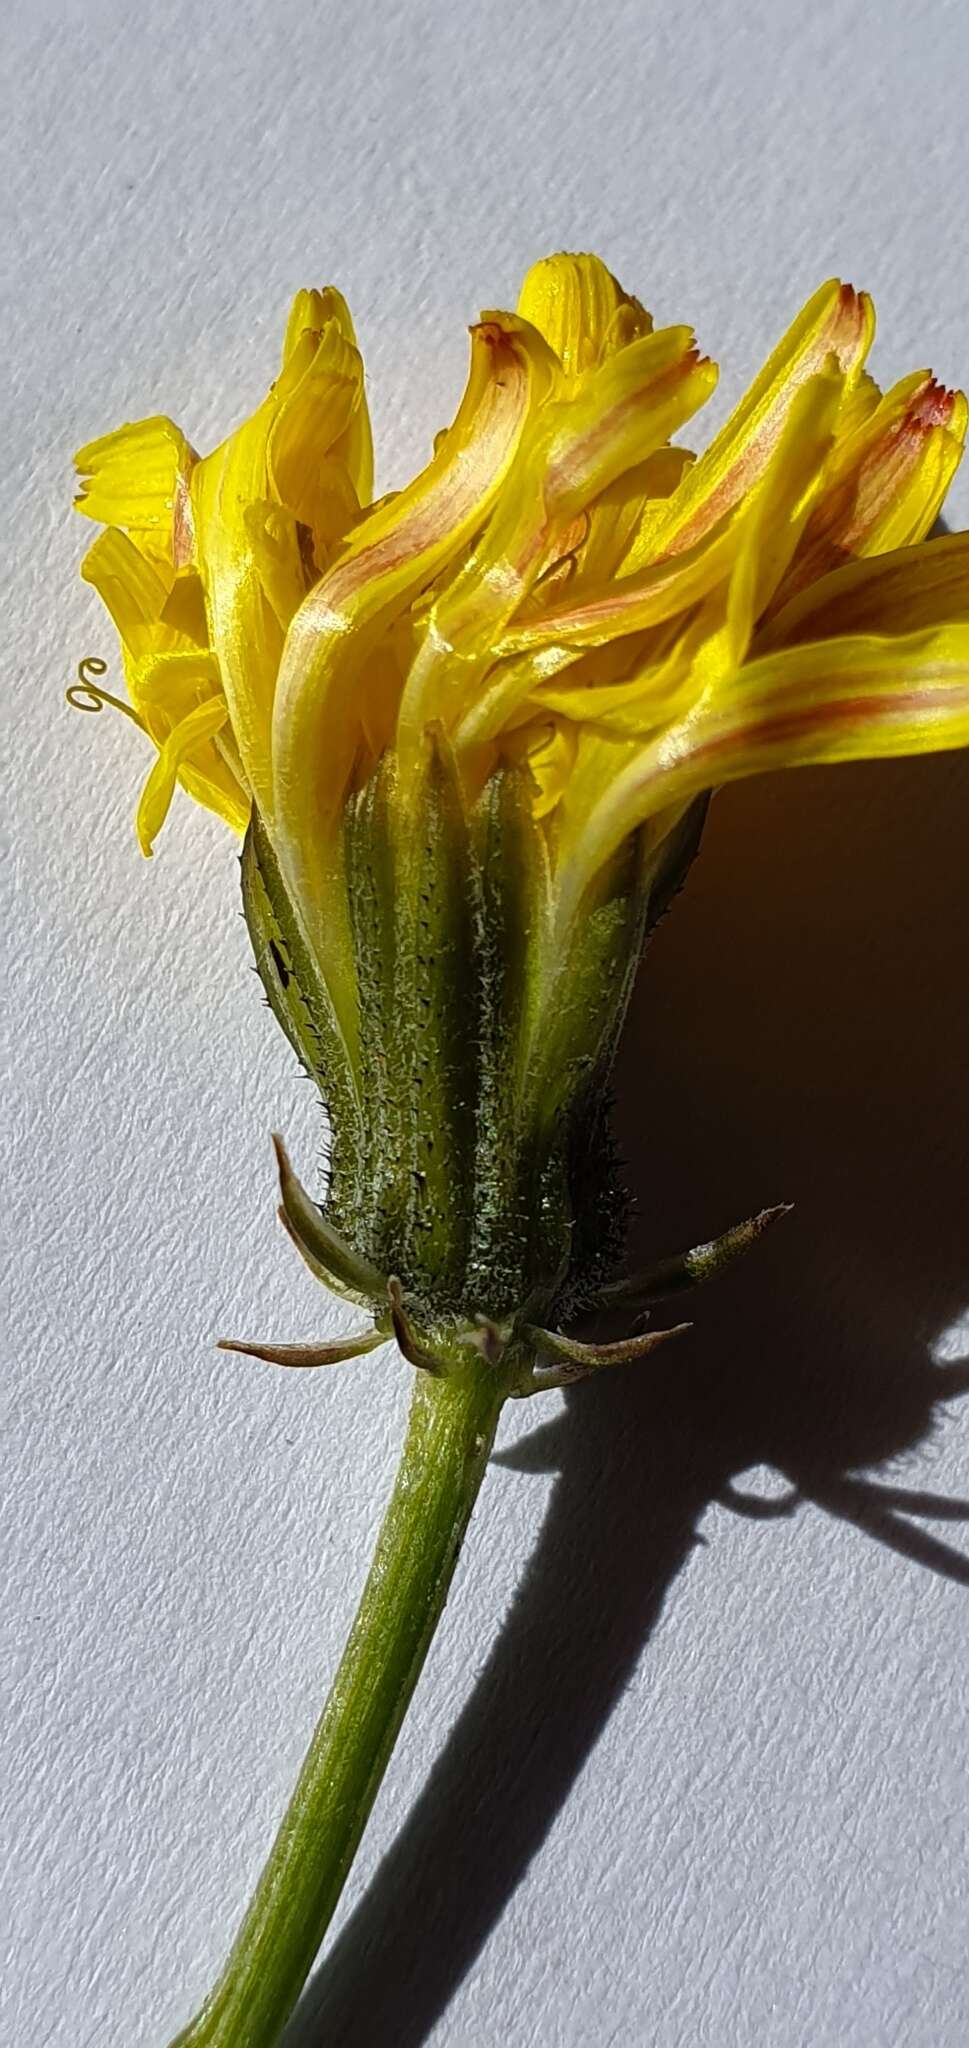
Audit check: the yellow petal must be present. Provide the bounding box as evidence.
[67,647,244,843]
[501,714,579,816]
[178,752,251,837]
[282,288,331,362]
[451,629,664,769]
[191,402,293,818]
[135,698,231,855]
[634,279,874,561]
[402,325,718,747]
[191,312,372,820]
[130,647,224,722]
[158,569,210,645]
[553,625,969,932]
[80,528,172,665]
[832,368,883,441]
[536,606,731,748]
[516,252,653,376]
[74,415,197,564]
[269,326,363,525]
[243,501,311,629]
[521,447,695,614]
[526,719,579,818]
[536,326,715,526]
[722,367,845,662]
[271,314,546,1041]
[758,530,969,649]
[496,512,737,666]
[282,286,374,505]
[605,446,695,572]
[302,460,365,569]
[528,626,704,737]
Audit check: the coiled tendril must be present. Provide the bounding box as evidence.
[67,656,145,728]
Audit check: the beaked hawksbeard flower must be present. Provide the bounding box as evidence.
[74,254,969,1335]
[71,255,969,2048]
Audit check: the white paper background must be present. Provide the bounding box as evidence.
[4,1,969,2043]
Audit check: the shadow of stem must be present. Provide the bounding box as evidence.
[285,743,969,2048]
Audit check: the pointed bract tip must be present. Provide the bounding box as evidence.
[755,1202,795,1229]
[217,1330,382,1368]
[387,1278,449,1377]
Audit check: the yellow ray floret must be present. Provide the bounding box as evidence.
[73,252,969,966]
[550,623,969,937]
[75,415,197,561]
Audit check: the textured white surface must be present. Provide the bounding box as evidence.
[3,1,969,2043]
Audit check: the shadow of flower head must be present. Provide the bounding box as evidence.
[286,738,969,2048]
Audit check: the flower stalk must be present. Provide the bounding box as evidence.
[170,1360,507,2048]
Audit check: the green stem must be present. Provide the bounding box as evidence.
[170,1361,505,2048]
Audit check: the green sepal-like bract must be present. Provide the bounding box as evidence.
[241,812,363,1220]
[242,759,709,1333]
[344,740,483,1310]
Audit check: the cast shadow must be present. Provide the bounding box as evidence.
[285,744,969,2048]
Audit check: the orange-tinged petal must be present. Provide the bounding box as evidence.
[759,530,969,650]
[494,515,737,664]
[632,279,874,562]
[400,326,717,749]
[553,625,969,932]
[275,317,544,811]
[495,369,841,688]
[769,373,967,607]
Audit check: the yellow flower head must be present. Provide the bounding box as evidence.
[74,254,969,1029]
